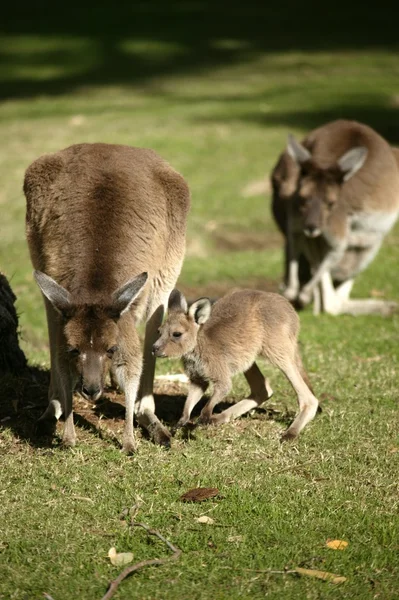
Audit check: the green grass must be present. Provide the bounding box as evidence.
[1,3,399,599]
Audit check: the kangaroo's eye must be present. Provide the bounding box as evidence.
[67,347,80,357]
[106,345,118,358]
[172,332,182,339]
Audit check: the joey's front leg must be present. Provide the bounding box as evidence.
[197,379,231,424]
[175,380,208,429]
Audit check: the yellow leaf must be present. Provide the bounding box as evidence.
[295,567,347,584]
[196,516,215,524]
[108,547,134,567]
[326,539,349,550]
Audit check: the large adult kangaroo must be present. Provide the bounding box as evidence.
[25,143,190,453]
[271,120,399,316]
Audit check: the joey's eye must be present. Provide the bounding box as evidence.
[106,345,118,358]
[67,347,80,357]
[172,332,182,339]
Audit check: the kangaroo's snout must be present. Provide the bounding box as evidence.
[81,384,102,402]
[303,225,321,238]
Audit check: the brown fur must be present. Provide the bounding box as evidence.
[271,120,399,315]
[154,289,319,439]
[25,143,190,452]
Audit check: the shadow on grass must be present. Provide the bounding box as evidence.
[1,0,398,104]
[0,366,289,449]
[194,102,399,146]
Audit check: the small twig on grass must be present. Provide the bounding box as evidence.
[43,594,56,600]
[242,568,296,574]
[100,522,181,600]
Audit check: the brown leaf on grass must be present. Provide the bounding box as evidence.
[108,547,134,567]
[180,487,219,502]
[295,567,347,583]
[326,539,349,550]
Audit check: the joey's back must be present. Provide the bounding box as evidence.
[25,143,190,315]
[196,290,299,376]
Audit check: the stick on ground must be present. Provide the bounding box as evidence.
[100,522,182,600]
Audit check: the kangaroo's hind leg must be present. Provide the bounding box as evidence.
[267,340,319,440]
[210,362,273,425]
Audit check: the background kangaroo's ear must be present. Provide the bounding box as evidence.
[34,271,72,317]
[168,289,188,313]
[110,272,148,318]
[337,146,368,182]
[287,134,312,165]
[188,298,212,325]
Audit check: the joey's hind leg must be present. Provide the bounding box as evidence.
[268,344,318,439]
[210,363,273,425]
[245,362,273,402]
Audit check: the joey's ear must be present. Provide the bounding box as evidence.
[110,272,148,318]
[188,298,212,325]
[337,146,368,182]
[287,134,312,165]
[168,289,188,313]
[34,271,72,317]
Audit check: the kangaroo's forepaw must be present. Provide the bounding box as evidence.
[298,288,312,307]
[283,286,299,302]
[153,426,172,448]
[122,437,137,455]
[61,435,77,449]
[197,413,212,425]
[280,428,298,442]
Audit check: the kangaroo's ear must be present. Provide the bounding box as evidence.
[337,146,368,182]
[287,134,312,164]
[110,272,148,318]
[188,298,212,325]
[168,289,188,313]
[34,271,73,318]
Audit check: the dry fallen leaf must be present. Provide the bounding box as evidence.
[196,516,215,524]
[180,487,219,502]
[295,567,347,584]
[326,539,349,550]
[108,547,134,567]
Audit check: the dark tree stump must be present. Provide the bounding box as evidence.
[0,272,27,374]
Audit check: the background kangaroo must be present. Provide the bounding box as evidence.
[271,120,399,315]
[25,143,190,452]
[153,289,319,440]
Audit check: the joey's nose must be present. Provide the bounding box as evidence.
[81,385,102,401]
[152,344,165,358]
